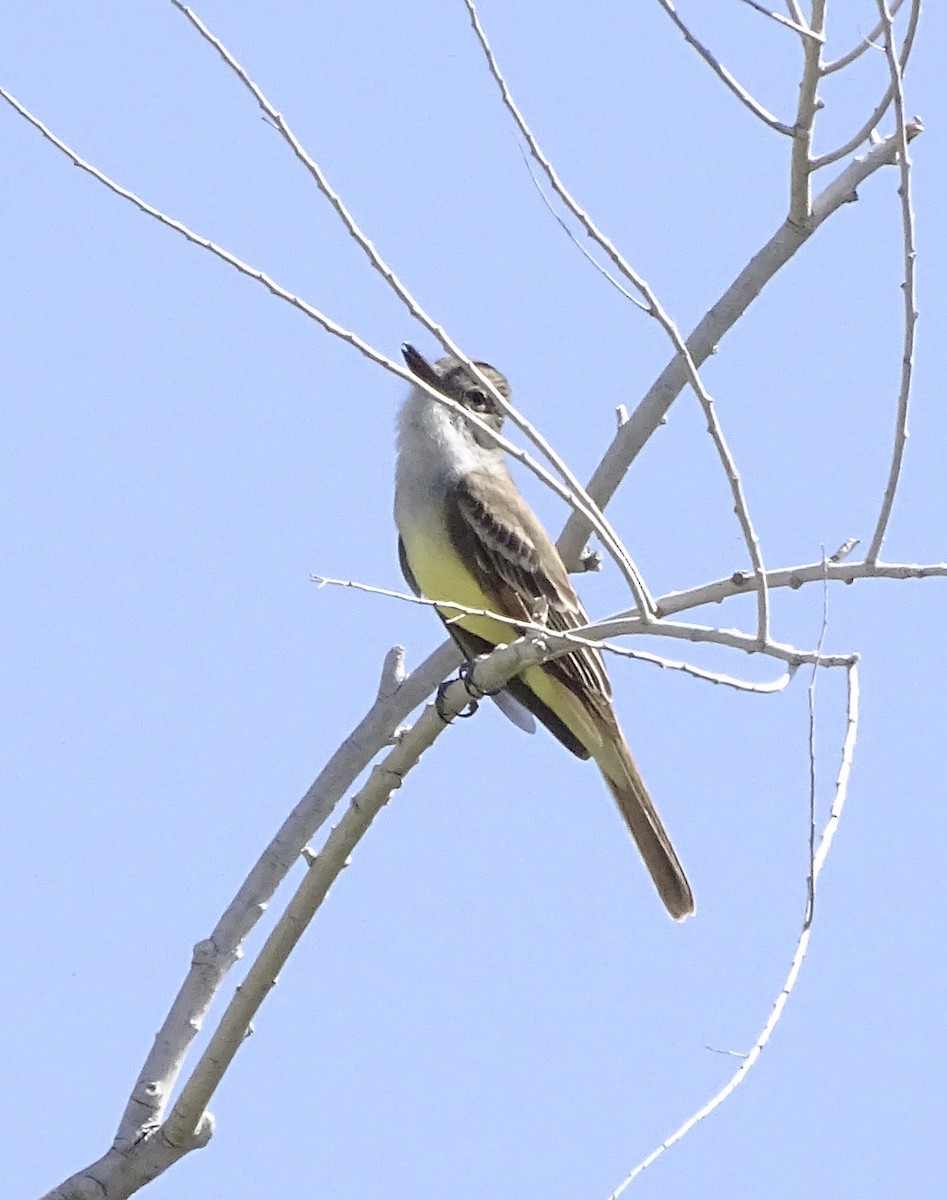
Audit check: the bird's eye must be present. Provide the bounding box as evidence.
[467,388,489,411]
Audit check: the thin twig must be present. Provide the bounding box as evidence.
[866,0,920,562]
[739,0,823,42]
[169,1,655,620]
[556,123,921,567]
[600,617,855,670]
[42,629,469,1194]
[810,0,921,172]
[164,636,550,1147]
[516,145,648,312]
[784,0,807,28]
[605,661,859,1198]
[788,0,827,225]
[313,574,798,693]
[654,0,794,133]
[0,77,655,616]
[654,558,947,618]
[0,89,396,377]
[464,0,771,644]
[821,0,906,73]
[805,557,831,923]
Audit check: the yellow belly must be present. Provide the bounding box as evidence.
[403,523,604,758]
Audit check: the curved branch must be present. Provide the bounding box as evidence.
[788,0,827,225]
[739,0,824,42]
[810,0,920,172]
[654,0,795,134]
[168,1,654,619]
[606,662,860,1198]
[866,1,920,562]
[464,0,771,643]
[0,77,655,619]
[654,558,947,618]
[556,124,922,567]
[164,636,544,1147]
[821,0,906,74]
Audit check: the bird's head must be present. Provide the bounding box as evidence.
[402,343,511,439]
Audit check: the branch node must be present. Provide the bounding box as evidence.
[577,546,603,574]
[191,938,218,966]
[191,1111,215,1149]
[376,645,407,700]
[829,538,860,563]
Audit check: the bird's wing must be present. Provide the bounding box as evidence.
[398,532,537,735]
[447,468,613,709]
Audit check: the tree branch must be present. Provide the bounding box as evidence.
[606,661,860,1198]
[556,124,922,567]
[464,0,772,643]
[788,0,827,225]
[739,0,824,42]
[821,0,906,74]
[654,557,946,617]
[810,0,920,172]
[168,1,654,619]
[865,0,921,563]
[654,0,795,133]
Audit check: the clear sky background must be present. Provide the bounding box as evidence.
[3,3,945,1198]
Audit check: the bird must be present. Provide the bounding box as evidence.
[393,344,694,919]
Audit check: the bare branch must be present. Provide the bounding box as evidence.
[821,0,906,73]
[599,647,796,693]
[784,0,807,28]
[40,1125,211,1200]
[313,574,798,693]
[0,86,392,371]
[866,0,920,563]
[805,561,832,922]
[597,617,855,671]
[605,661,859,1198]
[557,124,922,567]
[464,0,771,644]
[162,635,549,1150]
[810,0,921,172]
[9,7,931,1194]
[516,145,648,312]
[0,76,656,618]
[654,0,795,133]
[376,645,407,701]
[169,2,654,620]
[41,637,455,1193]
[788,0,827,225]
[654,558,947,618]
[739,0,824,42]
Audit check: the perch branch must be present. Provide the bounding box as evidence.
[170,1,654,618]
[464,0,771,643]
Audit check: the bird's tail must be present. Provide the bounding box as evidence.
[596,735,695,921]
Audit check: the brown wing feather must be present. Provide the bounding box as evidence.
[403,470,694,918]
[399,524,590,757]
[448,469,615,718]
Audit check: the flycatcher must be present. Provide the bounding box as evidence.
[394,344,694,920]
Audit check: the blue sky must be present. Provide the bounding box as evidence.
[3,3,945,1198]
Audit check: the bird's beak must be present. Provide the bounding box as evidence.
[401,343,441,390]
